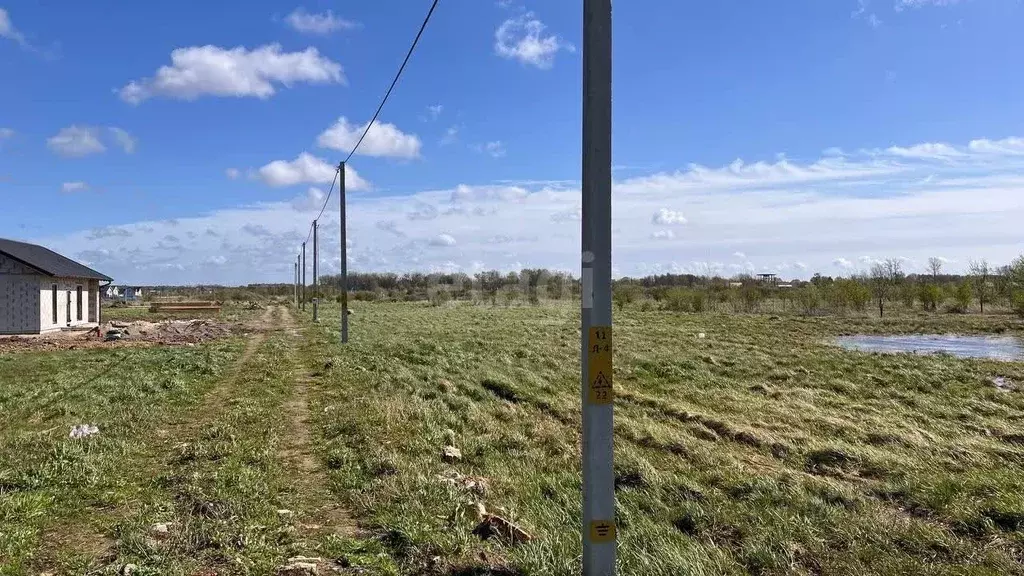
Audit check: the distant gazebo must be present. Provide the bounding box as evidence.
[757,273,778,286]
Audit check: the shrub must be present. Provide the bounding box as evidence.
[1013,292,1024,318]
[919,284,942,312]
[950,281,972,313]
[428,289,452,307]
[797,285,821,314]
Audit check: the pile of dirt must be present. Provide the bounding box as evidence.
[102,319,232,344]
[0,319,234,353]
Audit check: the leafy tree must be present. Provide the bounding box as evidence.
[968,259,990,313]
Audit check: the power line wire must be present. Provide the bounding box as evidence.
[297,0,439,259]
[344,0,440,163]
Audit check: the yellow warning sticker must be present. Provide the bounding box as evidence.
[589,520,617,543]
[588,326,613,405]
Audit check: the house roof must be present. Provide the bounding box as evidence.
[0,238,113,281]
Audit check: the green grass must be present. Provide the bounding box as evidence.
[302,301,1024,575]
[4,301,1023,574]
[0,338,244,573]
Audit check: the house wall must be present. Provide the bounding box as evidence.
[38,277,94,332]
[0,253,42,334]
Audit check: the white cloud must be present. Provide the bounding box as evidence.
[480,141,506,158]
[0,127,13,140]
[119,44,343,104]
[495,12,574,69]
[430,233,457,247]
[285,8,358,34]
[108,127,137,153]
[896,0,961,10]
[48,126,106,157]
[440,125,459,145]
[427,104,443,120]
[0,8,26,47]
[733,251,746,259]
[317,117,421,159]
[967,137,1024,156]
[652,208,687,225]
[225,168,241,180]
[885,142,963,160]
[31,134,1024,284]
[61,182,89,193]
[651,230,675,240]
[258,152,369,190]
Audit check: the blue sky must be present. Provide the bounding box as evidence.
[2,0,1023,284]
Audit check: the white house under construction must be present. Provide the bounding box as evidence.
[0,238,112,335]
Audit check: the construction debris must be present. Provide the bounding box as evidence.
[438,471,488,496]
[471,503,534,545]
[69,424,100,439]
[442,445,463,463]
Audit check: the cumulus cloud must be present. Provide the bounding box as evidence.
[426,104,443,120]
[652,208,687,225]
[495,12,574,69]
[48,126,105,157]
[225,168,241,180]
[285,8,358,34]
[651,230,675,240]
[258,152,369,190]
[32,135,1024,284]
[317,117,421,159]
[61,181,89,193]
[119,44,343,104]
[733,251,746,259]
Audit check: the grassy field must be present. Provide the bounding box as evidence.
[2,302,1023,574]
[303,302,1024,575]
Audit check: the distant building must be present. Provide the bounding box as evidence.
[0,238,112,334]
[757,273,779,286]
[103,285,144,302]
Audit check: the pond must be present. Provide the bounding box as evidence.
[835,334,1024,362]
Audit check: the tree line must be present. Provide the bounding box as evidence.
[144,255,1024,317]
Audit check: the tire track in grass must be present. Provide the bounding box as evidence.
[277,305,360,544]
[29,307,277,574]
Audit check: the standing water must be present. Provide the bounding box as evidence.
[835,335,1024,362]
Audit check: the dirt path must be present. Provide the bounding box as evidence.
[277,305,359,539]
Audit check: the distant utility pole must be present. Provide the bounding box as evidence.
[581,0,614,574]
[301,242,307,311]
[313,219,319,301]
[340,162,349,343]
[294,260,298,306]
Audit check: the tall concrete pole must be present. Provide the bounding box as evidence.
[313,220,319,301]
[302,242,307,311]
[294,260,298,306]
[340,162,349,343]
[581,0,614,573]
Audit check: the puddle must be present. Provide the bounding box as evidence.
[835,335,1024,361]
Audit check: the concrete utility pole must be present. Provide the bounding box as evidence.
[313,219,317,297]
[294,260,298,306]
[340,162,349,343]
[302,242,307,311]
[581,0,614,574]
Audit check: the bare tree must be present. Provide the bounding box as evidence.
[968,259,990,314]
[927,257,944,279]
